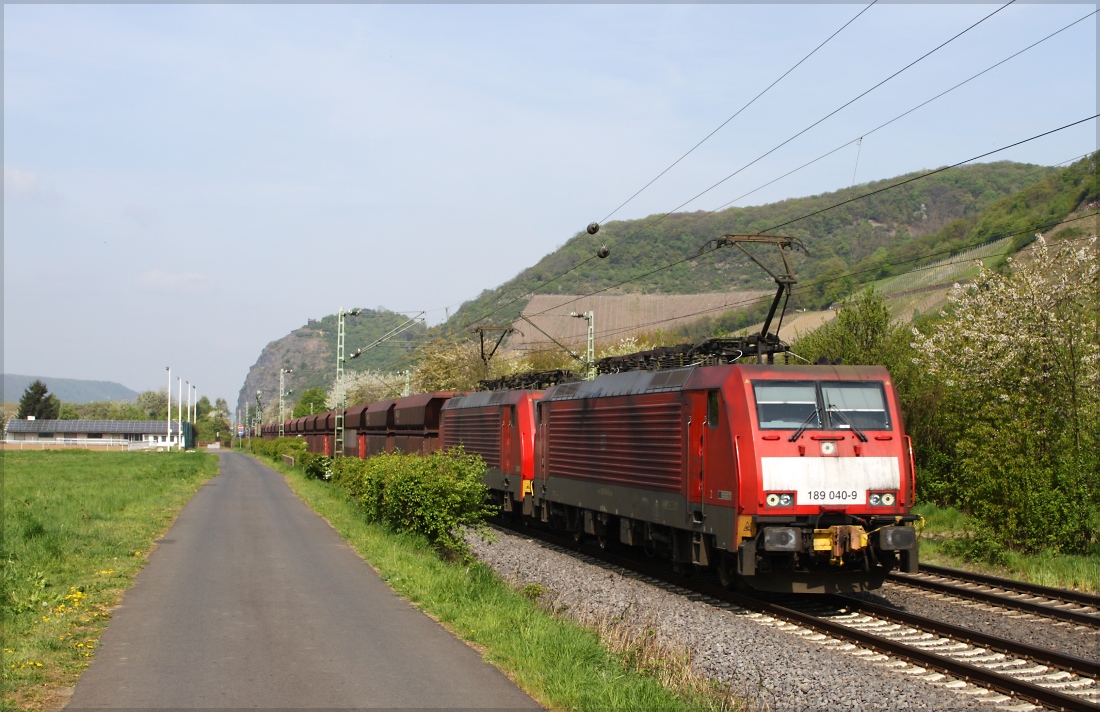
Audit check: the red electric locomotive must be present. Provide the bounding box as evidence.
[516,362,917,593]
[440,389,542,515]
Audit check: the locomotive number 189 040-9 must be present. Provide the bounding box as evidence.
[801,489,860,504]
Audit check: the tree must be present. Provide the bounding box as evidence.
[135,390,169,420]
[913,236,1099,553]
[58,403,80,420]
[17,380,60,420]
[410,339,487,393]
[195,395,213,421]
[338,370,406,408]
[292,387,329,417]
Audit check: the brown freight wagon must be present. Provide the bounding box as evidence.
[363,400,395,456]
[344,404,369,458]
[392,392,458,454]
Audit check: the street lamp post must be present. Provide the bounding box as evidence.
[166,366,171,448]
[177,377,183,450]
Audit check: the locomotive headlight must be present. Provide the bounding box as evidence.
[878,525,916,550]
[778,493,793,506]
[881,493,896,506]
[763,527,801,552]
[869,493,882,506]
[766,493,780,507]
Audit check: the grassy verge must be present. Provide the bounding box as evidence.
[2,450,219,710]
[914,503,1100,593]
[267,455,745,712]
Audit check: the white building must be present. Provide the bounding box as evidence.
[3,419,193,450]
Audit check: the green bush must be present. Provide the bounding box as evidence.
[249,436,306,463]
[304,455,333,481]
[330,448,496,556]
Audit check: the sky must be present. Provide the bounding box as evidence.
[4,3,1097,407]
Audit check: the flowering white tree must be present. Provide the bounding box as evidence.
[327,370,408,408]
[913,236,1099,552]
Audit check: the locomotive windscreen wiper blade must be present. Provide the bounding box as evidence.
[827,405,869,442]
[787,409,820,442]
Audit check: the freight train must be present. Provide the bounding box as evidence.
[262,358,919,593]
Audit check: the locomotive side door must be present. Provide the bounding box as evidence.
[687,393,707,517]
[704,389,733,503]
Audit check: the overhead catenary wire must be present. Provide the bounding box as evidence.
[592,1,1017,250]
[447,1,1024,333]
[512,210,1100,349]
[373,208,1098,366]
[526,121,1098,318]
[708,8,1099,214]
[598,1,879,225]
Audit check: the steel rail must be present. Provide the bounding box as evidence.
[495,522,1100,711]
[909,564,1100,607]
[885,571,1100,628]
[827,595,1100,678]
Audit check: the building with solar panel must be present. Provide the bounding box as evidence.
[3,419,195,451]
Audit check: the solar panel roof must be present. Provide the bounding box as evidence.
[5,420,182,434]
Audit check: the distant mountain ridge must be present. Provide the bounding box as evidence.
[3,374,139,404]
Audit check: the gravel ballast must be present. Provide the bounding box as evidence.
[468,528,1025,711]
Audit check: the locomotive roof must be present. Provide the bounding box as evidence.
[442,389,533,410]
[544,367,696,401]
[542,363,893,402]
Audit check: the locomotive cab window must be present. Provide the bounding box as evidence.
[707,391,720,429]
[822,383,891,430]
[754,383,820,429]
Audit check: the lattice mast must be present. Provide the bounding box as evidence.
[278,369,292,438]
[334,307,347,457]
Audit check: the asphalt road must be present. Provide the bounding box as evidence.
[68,451,541,710]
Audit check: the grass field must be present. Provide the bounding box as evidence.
[914,503,1100,593]
[2,450,218,710]
[270,455,747,712]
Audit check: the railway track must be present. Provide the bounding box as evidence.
[494,521,1100,711]
[886,564,1100,628]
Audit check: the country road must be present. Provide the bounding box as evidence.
[68,451,540,709]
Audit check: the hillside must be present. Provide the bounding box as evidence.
[2,374,139,404]
[510,291,770,353]
[748,153,1099,343]
[449,161,1056,330]
[236,309,426,418]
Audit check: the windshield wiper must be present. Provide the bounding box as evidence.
[827,406,868,442]
[787,409,820,442]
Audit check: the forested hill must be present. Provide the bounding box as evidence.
[448,161,1056,328]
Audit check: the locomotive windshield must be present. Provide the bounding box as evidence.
[754,381,892,430]
[822,384,890,430]
[754,383,820,429]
